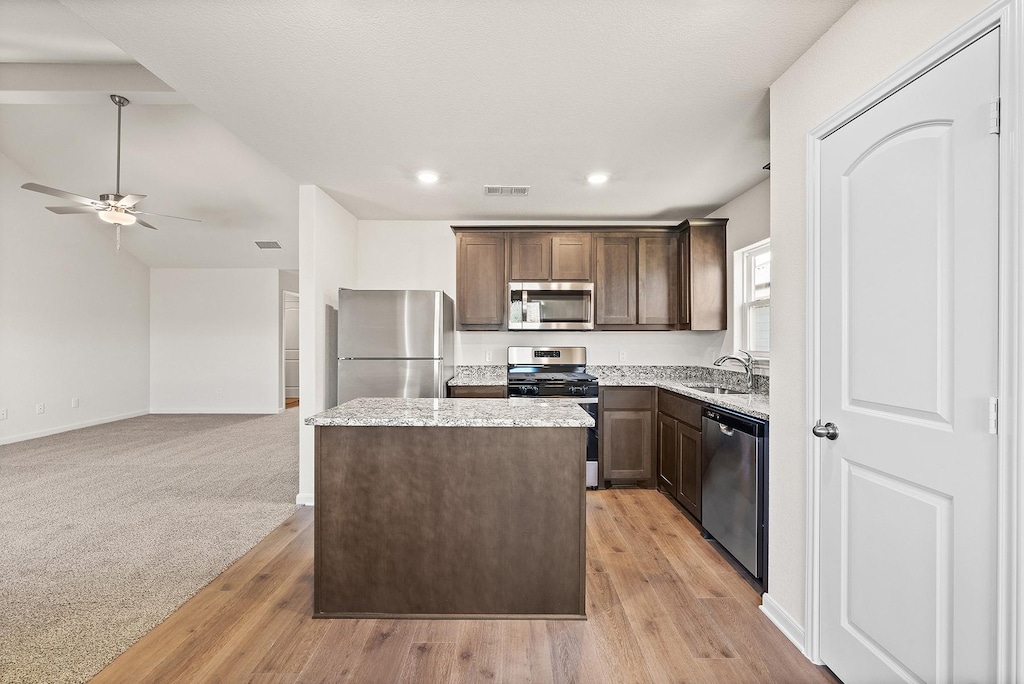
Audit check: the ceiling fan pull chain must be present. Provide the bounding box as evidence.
[116,224,121,252]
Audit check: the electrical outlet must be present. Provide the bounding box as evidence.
[618,350,627,363]
[485,350,494,363]
[0,408,7,420]
[71,397,80,409]
[36,403,45,415]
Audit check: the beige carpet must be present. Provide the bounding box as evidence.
[0,410,300,684]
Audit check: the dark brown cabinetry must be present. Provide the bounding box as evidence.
[455,232,506,330]
[638,236,679,325]
[657,389,704,519]
[600,387,655,486]
[595,234,678,330]
[510,232,592,281]
[679,218,728,331]
[448,385,508,398]
[453,220,727,332]
[594,235,637,325]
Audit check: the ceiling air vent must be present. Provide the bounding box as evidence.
[255,241,282,250]
[484,185,530,196]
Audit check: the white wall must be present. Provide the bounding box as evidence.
[0,151,150,444]
[356,219,742,366]
[707,178,771,360]
[297,186,358,505]
[768,0,990,632]
[150,268,281,414]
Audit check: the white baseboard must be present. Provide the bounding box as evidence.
[149,408,281,415]
[0,410,149,446]
[295,493,314,506]
[760,593,807,656]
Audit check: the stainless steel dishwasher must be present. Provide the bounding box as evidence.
[701,406,767,589]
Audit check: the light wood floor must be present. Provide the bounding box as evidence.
[92,489,836,683]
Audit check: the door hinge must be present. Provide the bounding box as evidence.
[989,396,999,435]
[990,99,1001,135]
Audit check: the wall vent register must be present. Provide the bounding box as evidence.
[255,241,282,249]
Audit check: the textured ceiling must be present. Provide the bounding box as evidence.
[56,0,857,221]
[0,0,133,63]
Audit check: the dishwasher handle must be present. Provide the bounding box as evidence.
[702,406,764,437]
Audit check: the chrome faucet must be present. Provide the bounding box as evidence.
[714,350,755,392]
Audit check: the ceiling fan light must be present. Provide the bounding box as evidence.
[98,208,137,225]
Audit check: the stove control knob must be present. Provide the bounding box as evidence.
[528,386,540,395]
[569,386,584,396]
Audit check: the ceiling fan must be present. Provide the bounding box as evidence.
[21,94,200,247]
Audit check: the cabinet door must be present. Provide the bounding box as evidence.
[594,236,637,325]
[657,413,679,495]
[551,233,592,280]
[456,233,507,329]
[679,229,692,329]
[638,236,679,325]
[679,219,727,331]
[510,233,551,281]
[602,409,652,481]
[677,421,702,519]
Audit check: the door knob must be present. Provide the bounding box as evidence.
[812,421,839,441]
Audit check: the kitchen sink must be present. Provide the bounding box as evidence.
[683,385,748,395]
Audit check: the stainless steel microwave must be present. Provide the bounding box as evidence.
[509,282,595,330]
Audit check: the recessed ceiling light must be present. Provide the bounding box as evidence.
[587,172,610,185]
[417,170,440,184]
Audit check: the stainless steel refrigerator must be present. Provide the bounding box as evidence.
[336,289,454,406]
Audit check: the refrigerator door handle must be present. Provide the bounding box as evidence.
[434,292,443,359]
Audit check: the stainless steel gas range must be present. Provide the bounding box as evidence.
[507,346,599,488]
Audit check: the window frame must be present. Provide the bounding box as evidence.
[735,238,771,359]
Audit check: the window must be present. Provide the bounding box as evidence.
[736,239,770,356]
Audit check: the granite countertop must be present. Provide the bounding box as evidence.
[305,397,595,428]
[448,365,507,386]
[448,364,769,420]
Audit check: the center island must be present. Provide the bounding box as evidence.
[305,397,594,620]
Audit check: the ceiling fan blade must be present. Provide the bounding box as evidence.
[131,210,201,223]
[22,183,102,207]
[46,205,101,215]
[135,218,158,230]
[115,194,147,208]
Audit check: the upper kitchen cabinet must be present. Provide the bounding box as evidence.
[595,232,678,330]
[679,218,728,331]
[510,232,592,281]
[455,231,507,330]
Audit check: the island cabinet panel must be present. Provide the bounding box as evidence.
[551,233,592,280]
[599,386,655,486]
[679,218,728,331]
[658,389,704,519]
[315,425,586,618]
[456,232,507,330]
[510,233,552,281]
[448,385,507,398]
[594,236,638,325]
[638,236,679,325]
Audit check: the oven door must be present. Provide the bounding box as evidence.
[509,282,594,330]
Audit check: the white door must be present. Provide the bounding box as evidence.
[284,294,300,399]
[818,29,999,683]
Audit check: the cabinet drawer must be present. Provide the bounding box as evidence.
[448,385,507,398]
[601,387,654,410]
[658,389,702,429]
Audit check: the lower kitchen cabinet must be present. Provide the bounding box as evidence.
[448,385,507,398]
[600,387,655,486]
[657,389,704,520]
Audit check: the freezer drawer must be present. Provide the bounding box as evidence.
[337,359,446,406]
